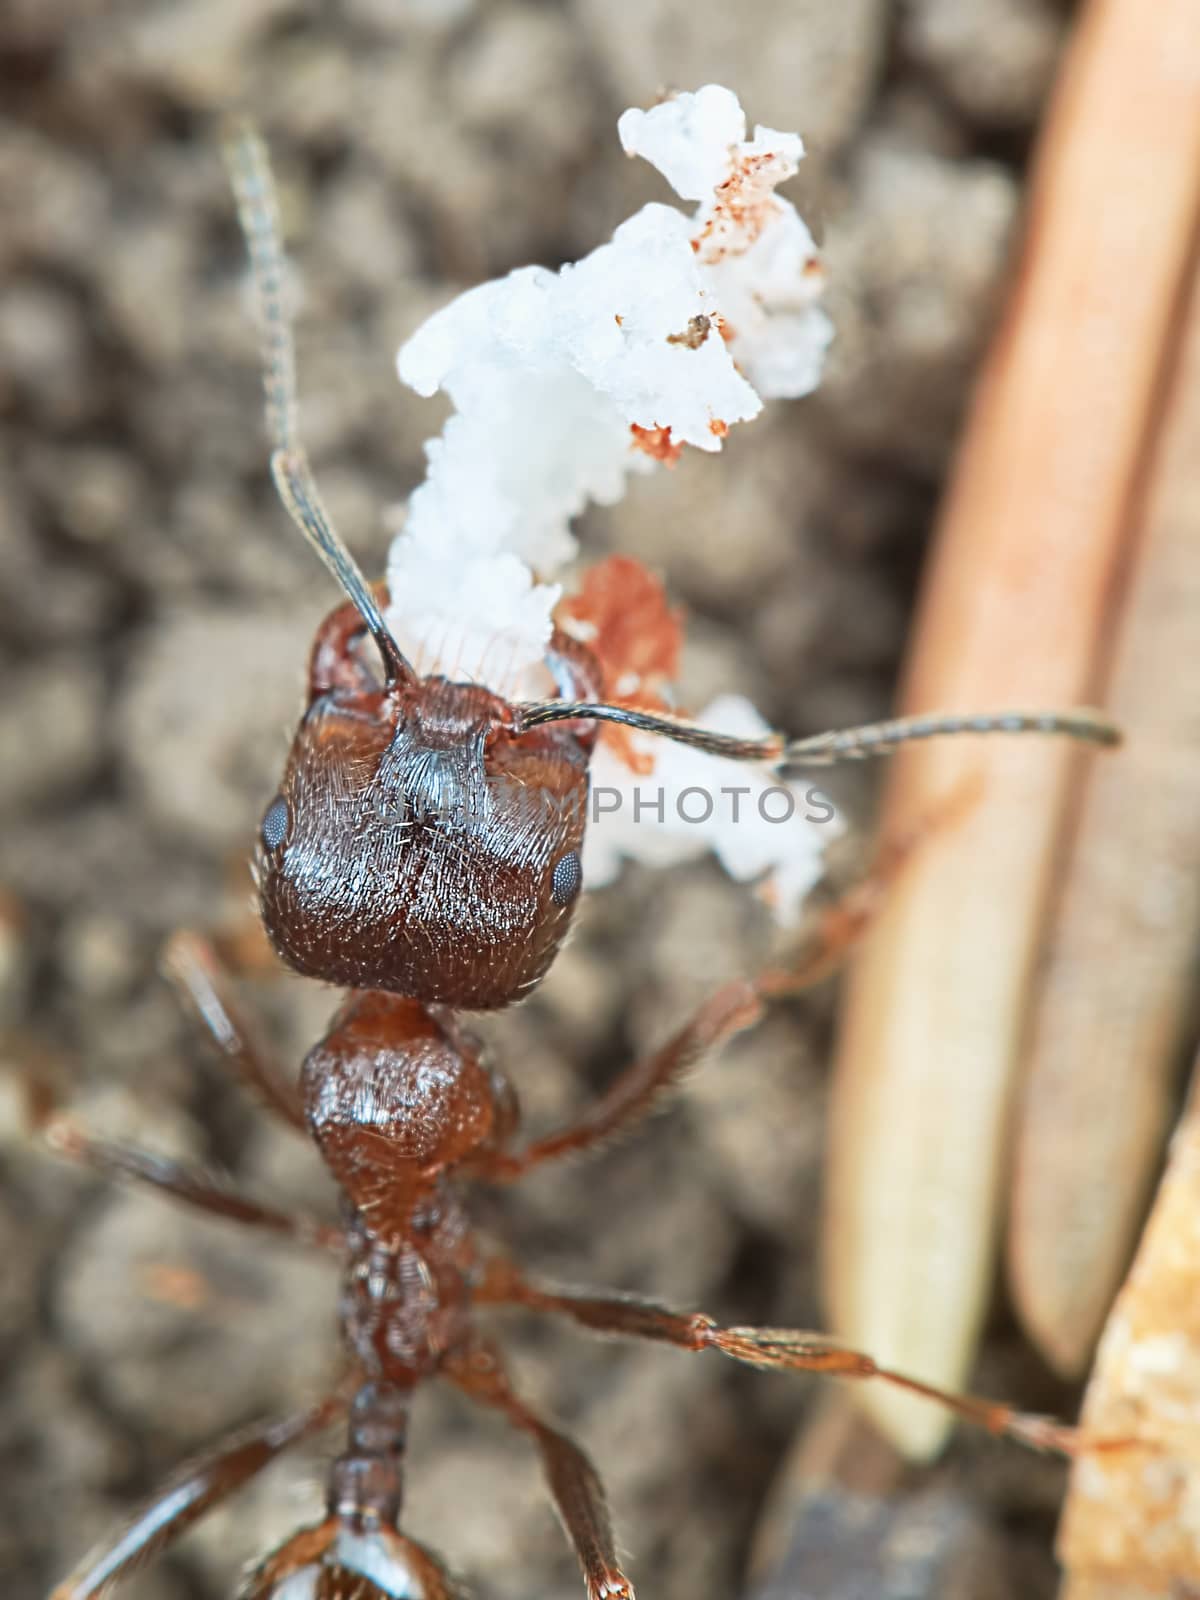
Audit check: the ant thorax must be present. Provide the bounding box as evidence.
[302,994,495,1227]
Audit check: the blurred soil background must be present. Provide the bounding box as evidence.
[0,2,1084,1597]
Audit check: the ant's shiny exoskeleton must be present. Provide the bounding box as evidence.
[45,125,1121,1600]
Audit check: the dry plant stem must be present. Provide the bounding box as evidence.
[824,0,1200,1459]
[1057,1052,1200,1596]
[1009,221,1200,1380]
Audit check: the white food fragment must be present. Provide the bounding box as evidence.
[619,85,834,399]
[704,204,833,398]
[583,695,840,924]
[391,545,562,698]
[388,84,837,908]
[615,85,750,201]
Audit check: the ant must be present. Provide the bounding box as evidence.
[44,124,1121,1600]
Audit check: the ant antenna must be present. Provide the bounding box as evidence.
[223,119,415,688]
[513,701,1121,767]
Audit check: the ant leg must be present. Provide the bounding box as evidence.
[476,1267,1115,1459]
[43,1119,341,1250]
[473,801,957,1182]
[445,1339,634,1600]
[49,1392,345,1600]
[469,980,764,1180]
[162,930,307,1133]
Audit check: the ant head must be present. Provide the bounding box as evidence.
[257,601,593,1010]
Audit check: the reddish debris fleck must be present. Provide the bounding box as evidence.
[558,555,685,774]
[667,314,711,350]
[630,423,683,465]
[140,1263,213,1310]
[690,148,795,266]
[709,419,729,438]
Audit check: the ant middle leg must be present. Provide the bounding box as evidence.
[445,1338,634,1600]
[48,1391,346,1600]
[471,795,967,1182]
[42,1118,341,1250]
[474,1265,1105,1459]
[162,929,307,1132]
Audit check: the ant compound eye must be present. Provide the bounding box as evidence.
[261,795,290,852]
[550,851,583,907]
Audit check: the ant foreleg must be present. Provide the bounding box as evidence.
[445,1339,634,1600]
[48,1392,346,1600]
[43,1119,341,1250]
[472,805,952,1182]
[162,930,307,1133]
[476,1267,1120,1459]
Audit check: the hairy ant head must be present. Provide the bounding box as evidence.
[256,604,595,1009]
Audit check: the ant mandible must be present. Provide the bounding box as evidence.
[45,123,1120,1600]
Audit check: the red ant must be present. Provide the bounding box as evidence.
[44,124,1120,1600]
